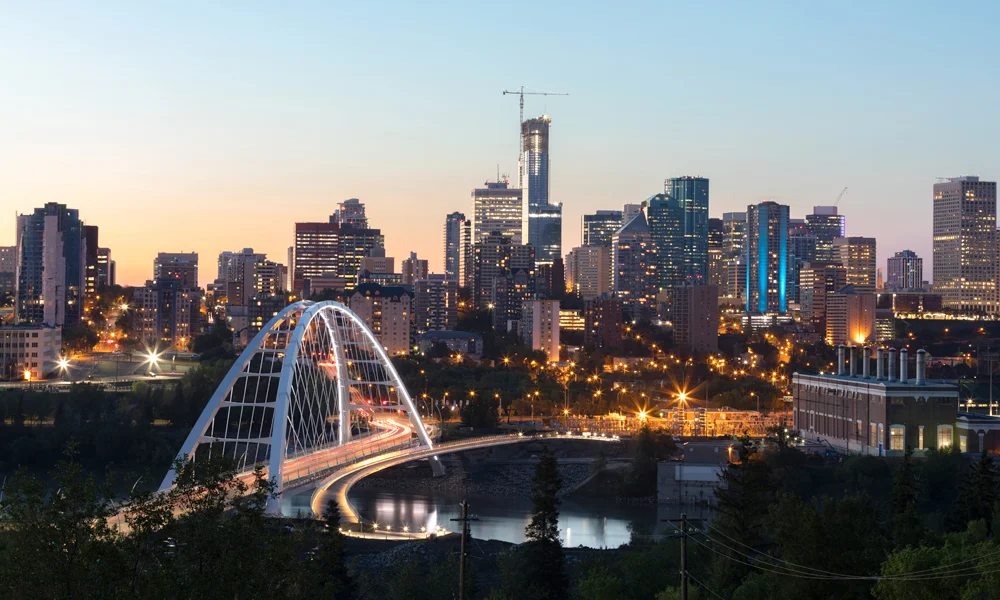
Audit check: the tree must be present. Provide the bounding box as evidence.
[952,450,998,532]
[306,499,351,599]
[710,436,774,593]
[577,565,625,600]
[496,446,568,599]
[526,446,562,544]
[626,424,659,496]
[891,447,924,548]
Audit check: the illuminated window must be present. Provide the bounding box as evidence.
[889,425,905,451]
[937,425,953,449]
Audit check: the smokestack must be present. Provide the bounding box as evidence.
[862,346,870,378]
[888,348,897,381]
[916,349,926,385]
[837,345,845,376]
[876,347,884,380]
[849,346,857,377]
[900,348,909,383]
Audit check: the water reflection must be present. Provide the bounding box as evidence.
[343,489,711,548]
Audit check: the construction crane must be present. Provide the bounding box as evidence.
[502,86,569,125]
[834,186,848,207]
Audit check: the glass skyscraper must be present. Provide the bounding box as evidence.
[521,116,561,265]
[15,202,86,326]
[806,206,845,263]
[646,176,709,290]
[746,201,789,314]
[443,212,466,283]
[582,210,623,247]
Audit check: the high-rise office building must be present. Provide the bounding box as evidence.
[647,177,709,290]
[933,176,997,314]
[293,222,339,293]
[253,260,288,296]
[722,212,747,259]
[787,222,817,305]
[444,212,466,283]
[806,206,846,263]
[83,225,99,300]
[708,218,726,289]
[0,246,16,300]
[332,198,368,228]
[521,299,560,362]
[337,224,385,290]
[673,284,719,354]
[216,248,267,305]
[414,276,458,333]
[15,203,86,327]
[834,236,877,294]
[886,250,923,291]
[401,252,429,285]
[565,246,611,300]
[154,252,199,288]
[746,201,789,314]
[622,203,644,226]
[799,262,847,333]
[582,210,623,247]
[460,219,473,290]
[612,210,658,318]
[96,248,114,288]
[521,116,561,265]
[584,298,623,350]
[473,181,522,245]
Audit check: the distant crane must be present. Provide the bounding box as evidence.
[834,186,848,207]
[502,86,568,126]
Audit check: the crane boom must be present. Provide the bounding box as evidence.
[834,186,847,207]
[502,86,569,125]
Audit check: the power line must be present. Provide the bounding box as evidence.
[685,571,729,600]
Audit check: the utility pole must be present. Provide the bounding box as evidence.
[451,500,479,600]
[679,513,688,600]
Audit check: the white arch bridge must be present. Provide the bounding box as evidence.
[159,300,616,519]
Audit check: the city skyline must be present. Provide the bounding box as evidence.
[3,3,999,286]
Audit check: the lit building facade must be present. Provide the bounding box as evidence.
[83,225,99,300]
[565,245,611,300]
[612,210,658,319]
[806,206,845,263]
[582,210,623,247]
[799,262,847,334]
[473,181,522,245]
[933,176,997,314]
[154,252,199,288]
[886,250,923,291]
[521,299,560,362]
[793,349,958,456]
[414,276,458,333]
[96,247,114,288]
[347,284,413,356]
[825,285,876,346]
[647,176,710,290]
[0,325,61,381]
[293,222,339,293]
[15,203,86,327]
[745,201,789,314]
[834,236,877,293]
[787,222,817,305]
[332,198,368,228]
[401,252,429,285]
[521,116,561,265]
[443,212,466,284]
[673,284,719,354]
[707,218,726,289]
[584,297,623,350]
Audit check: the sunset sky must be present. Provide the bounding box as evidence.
[2,1,999,287]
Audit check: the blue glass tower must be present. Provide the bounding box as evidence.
[746,201,789,314]
[645,176,709,290]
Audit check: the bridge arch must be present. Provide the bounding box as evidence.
[158,300,436,511]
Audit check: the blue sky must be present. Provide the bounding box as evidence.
[1,1,998,285]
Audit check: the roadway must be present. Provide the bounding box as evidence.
[308,431,619,538]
